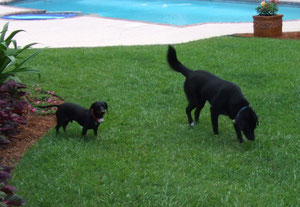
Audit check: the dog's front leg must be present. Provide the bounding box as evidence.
[233,124,244,143]
[82,127,88,139]
[93,126,98,138]
[210,107,219,134]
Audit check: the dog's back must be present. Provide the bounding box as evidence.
[167,45,243,104]
[57,103,89,124]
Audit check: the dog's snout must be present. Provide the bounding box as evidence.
[245,132,255,141]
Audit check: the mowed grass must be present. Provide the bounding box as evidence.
[13,37,300,206]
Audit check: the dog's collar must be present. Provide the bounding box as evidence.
[233,106,249,123]
[90,109,99,122]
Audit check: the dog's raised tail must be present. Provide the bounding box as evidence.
[167,45,191,78]
[37,104,61,109]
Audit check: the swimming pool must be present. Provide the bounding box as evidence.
[9,0,300,25]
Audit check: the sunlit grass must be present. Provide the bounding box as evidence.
[13,36,300,206]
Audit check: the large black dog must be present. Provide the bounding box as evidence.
[167,45,258,143]
[39,101,108,138]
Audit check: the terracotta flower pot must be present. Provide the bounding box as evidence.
[253,14,283,37]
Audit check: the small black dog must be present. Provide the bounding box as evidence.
[39,101,108,138]
[167,45,258,143]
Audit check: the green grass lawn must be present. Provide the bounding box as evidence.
[13,36,300,206]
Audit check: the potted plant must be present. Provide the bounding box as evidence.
[253,0,283,37]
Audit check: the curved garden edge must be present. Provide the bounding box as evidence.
[235,31,300,39]
[0,112,56,167]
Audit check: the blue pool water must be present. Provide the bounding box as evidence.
[9,0,300,25]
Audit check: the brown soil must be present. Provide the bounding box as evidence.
[1,32,300,168]
[235,31,300,40]
[0,112,57,167]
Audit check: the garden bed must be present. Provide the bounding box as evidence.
[0,87,64,167]
[235,31,300,39]
[0,112,56,167]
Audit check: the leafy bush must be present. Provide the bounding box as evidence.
[0,22,41,85]
[0,164,26,206]
[0,81,27,138]
[256,0,279,16]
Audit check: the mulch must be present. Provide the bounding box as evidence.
[234,31,300,40]
[0,112,57,167]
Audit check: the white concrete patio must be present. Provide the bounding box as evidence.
[0,3,300,48]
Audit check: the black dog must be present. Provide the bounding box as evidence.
[39,101,108,138]
[167,45,258,143]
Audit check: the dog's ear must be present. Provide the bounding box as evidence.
[103,102,108,114]
[252,110,259,127]
[90,102,97,110]
[255,115,259,127]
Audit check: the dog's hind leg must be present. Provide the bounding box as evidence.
[62,121,69,133]
[55,124,61,136]
[194,99,206,123]
[210,107,220,134]
[55,111,64,136]
[55,122,68,136]
[186,103,197,127]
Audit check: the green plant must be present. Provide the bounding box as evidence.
[0,164,26,206]
[256,0,279,16]
[0,22,42,85]
[0,81,27,139]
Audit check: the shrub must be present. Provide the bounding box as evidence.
[0,81,27,138]
[256,0,279,16]
[0,164,26,206]
[0,22,42,85]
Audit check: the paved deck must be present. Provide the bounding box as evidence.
[0,3,300,48]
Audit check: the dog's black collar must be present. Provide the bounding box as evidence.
[90,109,99,122]
[233,106,249,123]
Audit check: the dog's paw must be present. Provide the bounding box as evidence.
[190,122,195,127]
[239,139,245,143]
[98,118,104,123]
